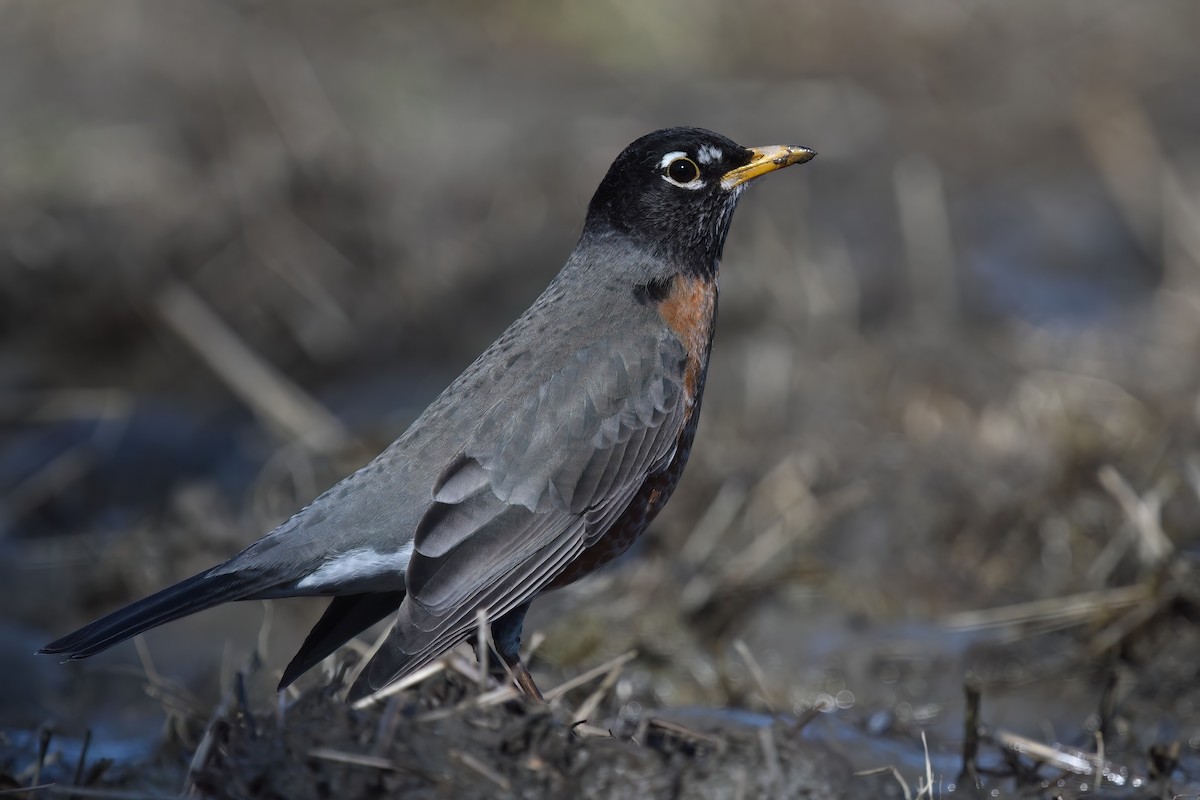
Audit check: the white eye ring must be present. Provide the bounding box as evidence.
[659,151,705,190]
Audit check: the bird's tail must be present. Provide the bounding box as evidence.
[38,569,265,660]
[278,591,405,691]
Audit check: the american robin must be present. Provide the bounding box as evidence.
[40,127,815,702]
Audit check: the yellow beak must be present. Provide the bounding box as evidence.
[721,145,816,190]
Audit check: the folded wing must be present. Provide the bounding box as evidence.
[353,335,688,695]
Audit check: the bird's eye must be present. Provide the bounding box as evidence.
[665,157,700,184]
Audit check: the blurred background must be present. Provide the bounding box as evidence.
[3,0,1200,794]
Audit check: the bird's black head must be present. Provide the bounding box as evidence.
[583,127,815,277]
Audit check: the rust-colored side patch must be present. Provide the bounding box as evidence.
[657,274,717,402]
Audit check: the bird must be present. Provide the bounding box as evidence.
[39,127,815,703]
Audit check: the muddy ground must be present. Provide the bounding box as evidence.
[4,2,1200,798]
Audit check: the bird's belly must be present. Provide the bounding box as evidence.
[545,383,706,590]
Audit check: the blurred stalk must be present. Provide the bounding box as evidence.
[154,281,351,455]
[894,155,959,328]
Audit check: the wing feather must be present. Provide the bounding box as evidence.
[356,334,689,693]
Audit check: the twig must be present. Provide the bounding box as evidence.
[308,747,401,771]
[733,639,777,713]
[32,726,52,797]
[679,480,747,568]
[256,600,274,664]
[894,155,958,325]
[0,445,94,532]
[0,788,179,800]
[919,730,934,798]
[722,483,865,590]
[958,679,981,788]
[1073,89,1163,254]
[411,684,519,724]
[444,650,489,686]
[521,631,546,662]
[132,636,161,688]
[183,663,248,793]
[1097,465,1174,572]
[544,651,637,704]
[1162,164,1200,294]
[448,750,511,792]
[71,729,93,789]
[569,722,613,739]
[854,765,912,800]
[370,696,403,758]
[942,584,1151,631]
[350,657,447,710]
[0,786,55,798]
[757,726,784,800]
[153,281,349,454]
[793,706,823,732]
[989,727,1137,780]
[643,718,724,750]
[571,653,627,725]
[344,624,396,707]
[245,27,348,158]
[1087,591,1173,658]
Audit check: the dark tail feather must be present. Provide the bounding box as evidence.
[38,570,261,660]
[279,591,404,691]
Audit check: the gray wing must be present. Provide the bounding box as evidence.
[357,334,689,691]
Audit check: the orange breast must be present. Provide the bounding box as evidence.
[657,274,718,402]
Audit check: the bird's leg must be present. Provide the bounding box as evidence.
[489,601,544,702]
